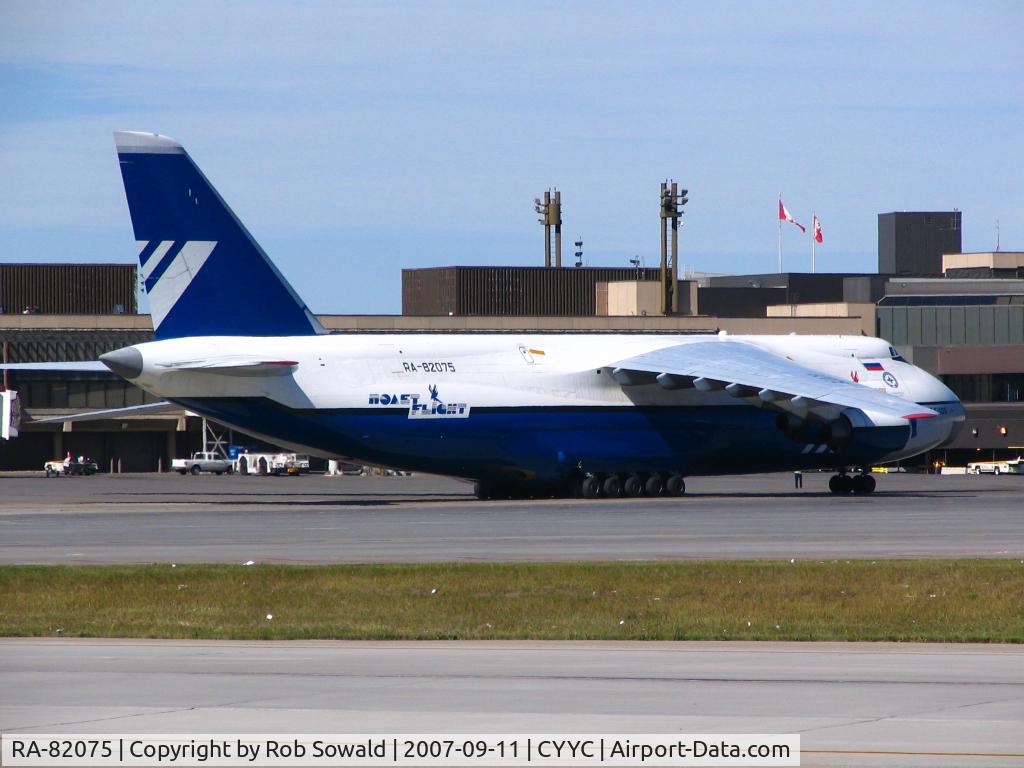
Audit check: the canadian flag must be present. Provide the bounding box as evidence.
[813,213,823,243]
[778,199,806,233]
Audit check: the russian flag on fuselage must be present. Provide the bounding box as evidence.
[863,362,885,371]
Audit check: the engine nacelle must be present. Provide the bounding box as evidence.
[776,412,853,451]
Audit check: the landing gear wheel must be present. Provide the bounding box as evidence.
[623,474,644,497]
[581,475,603,499]
[258,458,269,476]
[238,457,248,475]
[665,474,686,497]
[603,475,623,498]
[473,481,491,500]
[644,474,665,497]
[829,474,853,494]
[851,474,876,494]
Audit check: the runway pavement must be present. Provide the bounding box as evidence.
[3,474,1022,768]
[0,472,1021,563]
[1,639,1022,767]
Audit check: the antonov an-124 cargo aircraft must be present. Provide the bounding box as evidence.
[34,133,970,498]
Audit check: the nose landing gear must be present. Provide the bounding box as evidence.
[828,471,876,495]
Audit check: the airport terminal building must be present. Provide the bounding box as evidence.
[3,211,1022,471]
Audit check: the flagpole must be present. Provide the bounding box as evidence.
[778,195,782,273]
[811,212,816,273]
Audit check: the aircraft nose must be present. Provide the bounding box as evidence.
[100,347,143,379]
[936,399,967,447]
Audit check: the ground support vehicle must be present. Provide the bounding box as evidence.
[967,458,1023,475]
[172,451,234,475]
[44,458,99,477]
[234,452,309,476]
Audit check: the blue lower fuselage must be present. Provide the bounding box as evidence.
[176,397,913,485]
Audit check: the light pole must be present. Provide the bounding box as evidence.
[534,189,562,267]
[534,192,550,268]
[659,181,688,314]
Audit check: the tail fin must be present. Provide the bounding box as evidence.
[114,132,325,339]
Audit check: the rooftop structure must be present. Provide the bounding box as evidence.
[0,263,137,316]
[942,251,1024,279]
[402,266,663,316]
[878,211,962,276]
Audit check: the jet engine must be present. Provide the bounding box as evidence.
[776,412,853,451]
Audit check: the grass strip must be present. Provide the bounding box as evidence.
[1,560,1022,642]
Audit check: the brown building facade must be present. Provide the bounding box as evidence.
[0,263,137,315]
[402,266,663,316]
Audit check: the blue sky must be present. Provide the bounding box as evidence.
[1,1,1020,314]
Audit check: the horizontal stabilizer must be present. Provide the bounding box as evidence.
[29,401,178,425]
[156,357,299,377]
[0,361,110,372]
[611,340,936,426]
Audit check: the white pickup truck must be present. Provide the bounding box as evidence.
[172,451,234,475]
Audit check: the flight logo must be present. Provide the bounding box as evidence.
[882,372,899,388]
[367,392,417,406]
[409,384,470,419]
[368,386,470,419]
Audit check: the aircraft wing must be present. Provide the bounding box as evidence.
[2,354,301,379]
[0,362,110,372]
[610,340,936,426]
[0,361,179,428]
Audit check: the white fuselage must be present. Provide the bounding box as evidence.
[119,332,962,478]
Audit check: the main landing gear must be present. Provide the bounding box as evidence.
[579,472,685,500]
[828,471,876,495]
[473,472,687,501]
